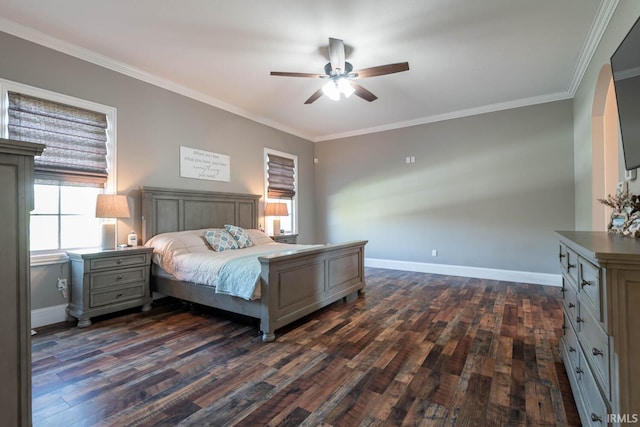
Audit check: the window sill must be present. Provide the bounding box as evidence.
[30,252,69,267]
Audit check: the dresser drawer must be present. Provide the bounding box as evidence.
[579,304,610,400]
[576,347,609,426]
[89,253,149,271]
[559,243,579,285]
[90,267,147,290]
[578,257,602,319]
[563,312,580,371]
[562,276,579,327]
[90,284,145,308]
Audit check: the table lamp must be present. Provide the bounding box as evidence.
[264,202,288,236]
[95,194,131,249]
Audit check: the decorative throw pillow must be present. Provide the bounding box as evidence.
[203,229,238,251]
[224,224,255,248]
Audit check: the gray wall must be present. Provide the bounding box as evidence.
[573,2,640,229]
[0,31,316,310]
[314,100,575,274]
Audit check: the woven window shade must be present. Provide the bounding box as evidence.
[267,154,295,198]
[8,92,109,187]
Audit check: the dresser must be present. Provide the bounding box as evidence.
[557,231,640,426]
[0,139,45,426]
[67,246,153,327]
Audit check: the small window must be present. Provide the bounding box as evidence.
[1,79,116,258]
[264,149,297,236]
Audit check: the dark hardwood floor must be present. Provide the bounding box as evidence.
[31,268,580,426]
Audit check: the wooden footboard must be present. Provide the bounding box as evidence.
[258,240,367,341]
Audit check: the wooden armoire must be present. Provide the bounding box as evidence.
[0,138,45,426]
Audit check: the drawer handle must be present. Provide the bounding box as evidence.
[116,293,123,298]
[592,348,604,357]
[576,316,584,323]
[116,259,123,265]
[567,263,576,270]
[581,279,592,288]
[561,288,567,294]
[576,367,583,374]
[569,346,576,353]
[591,413,602,423]
[116,275,123,281]
[559,253,566,260]
[568,303,575,308]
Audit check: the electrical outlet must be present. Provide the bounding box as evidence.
[57,278,67,290]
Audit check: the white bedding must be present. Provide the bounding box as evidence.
[144,228,314,300]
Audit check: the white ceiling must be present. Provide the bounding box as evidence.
[0,0,616,142]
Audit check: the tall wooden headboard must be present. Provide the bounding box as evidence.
[140,186,261,243]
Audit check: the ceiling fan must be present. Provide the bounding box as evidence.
[270,37,409,104]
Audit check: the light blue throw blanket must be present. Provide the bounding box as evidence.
[216,249,285,300]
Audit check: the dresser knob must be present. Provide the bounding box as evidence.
[569,346,576,353]
[576,367,583,374]
[568,303,575,308]
[116,259,123,264]
[559,253,566,260]
[576,316,584,323]
[591,413,602,423]
[592,348,604,357]
[116,293,123,298]
[581,279,592,288]
[567,263,576,270]
[116,276,123,281]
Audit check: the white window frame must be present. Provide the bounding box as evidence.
[0,78,117,265]
[264,148,298,236]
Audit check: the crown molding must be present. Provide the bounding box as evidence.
[313,91,571,142]
[567,0,619,96]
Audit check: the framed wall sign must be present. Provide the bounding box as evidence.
[180,146,230,182]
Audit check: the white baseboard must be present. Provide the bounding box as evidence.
[365,258,561,287]
[31,304,68,329]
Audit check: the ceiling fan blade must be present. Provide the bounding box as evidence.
[270,71,325,78]
[328,37,346,73]
[304,88,324,104]
[351,82,378,102]
[353,62,410,78]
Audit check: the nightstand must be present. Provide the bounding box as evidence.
[66,246,153,328]
[271,234,298,244]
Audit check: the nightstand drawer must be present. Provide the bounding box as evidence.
[90,267,147,290]
[90,284,145,308]
[89,253,149,271]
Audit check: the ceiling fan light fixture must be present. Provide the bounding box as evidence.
[322,80,341,101]
[338,78,354,98]
[322,78,354,101]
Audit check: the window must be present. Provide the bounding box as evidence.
[1,79,116,262]
[264,149,297,235]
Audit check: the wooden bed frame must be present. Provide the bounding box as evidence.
[140,186,367,341]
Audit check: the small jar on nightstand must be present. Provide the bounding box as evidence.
[66,246,153,327]
[271,234,298,244]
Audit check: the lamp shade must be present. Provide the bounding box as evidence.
[264,202,288,217]
[95,194,130,218]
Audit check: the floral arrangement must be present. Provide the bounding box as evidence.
[598,190,640,236]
